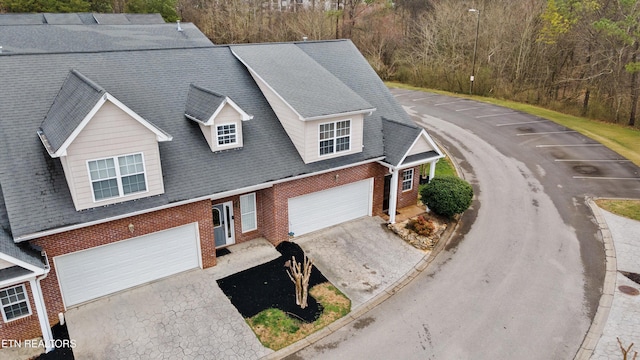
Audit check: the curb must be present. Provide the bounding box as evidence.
[262,211,462,359]
[573,197,617,360]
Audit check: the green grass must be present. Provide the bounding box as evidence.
[245,282,351,350]
[595,199,640,221]
[386,82,640,167]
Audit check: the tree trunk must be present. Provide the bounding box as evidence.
[629,40,638,127]
[286,255,313,309]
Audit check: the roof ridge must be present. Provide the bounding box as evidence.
[69,69,106,94]
[190,83,226,98]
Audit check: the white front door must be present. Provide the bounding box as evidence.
[213,201,235,248]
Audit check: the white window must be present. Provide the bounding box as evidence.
[402,169,414,191]
[240,193,257,232]
[217,124,237,145]
[319,120,350,156]
[88,153,147,201]
[0,284,31,322]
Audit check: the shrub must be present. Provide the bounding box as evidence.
[420,176,473,218]
[406,215,436,237]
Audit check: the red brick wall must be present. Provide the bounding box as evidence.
[397,166,420,209]
[260,162,389,244]
[31,200,215,328]
[0,281,43,345]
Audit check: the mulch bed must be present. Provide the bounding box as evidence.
[621,271,640,286]
[217,241,327,323]
[33,323,74,360]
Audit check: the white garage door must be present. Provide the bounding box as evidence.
[288,178,373,236]
[55,223,200,308]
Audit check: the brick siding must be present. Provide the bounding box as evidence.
[30,200,215,328]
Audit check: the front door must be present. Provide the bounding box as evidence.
[213,202,235,248]
[383,175,391,213]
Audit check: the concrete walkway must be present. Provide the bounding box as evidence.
[589,206,640,359]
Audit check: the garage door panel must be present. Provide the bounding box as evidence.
[288,178,372,236]
[55,223,199,307]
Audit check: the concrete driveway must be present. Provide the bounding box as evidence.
[65,239,278,360]
[295,216,425,308]
[64,217,423,359]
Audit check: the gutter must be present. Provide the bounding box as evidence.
[15,156,385,242]
[31,253,54,353]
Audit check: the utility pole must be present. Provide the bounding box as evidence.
[469,9,480,95]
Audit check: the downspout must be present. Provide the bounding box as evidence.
[30,253,54,353]
[388,167,400,224]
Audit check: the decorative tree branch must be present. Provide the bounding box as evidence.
[618,337,638,360]
[285,255,313,309]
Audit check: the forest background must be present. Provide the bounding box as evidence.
[2,0,640,128]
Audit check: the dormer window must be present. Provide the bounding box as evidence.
[319,120,351,156]
[185,84,252,153]
[88,153,147,201]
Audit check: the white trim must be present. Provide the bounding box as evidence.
[303,108,376,122]
[51,94,171,158]
[31,276,54,353]
[87,152,149,203]
[396,129,444,167]
[240,193,258,233]
[401,168,414,192]
[215,123,239,147]
[0,283,32,322]
[15,156,386,242]
[205,98,253,124]
[388,168,399,224]
[0,253,46,275]
[318,119,351,157]
[0,273,38,289]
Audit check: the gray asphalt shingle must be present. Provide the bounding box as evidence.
[0,25,422,243]
[231,43,374,119]
[184,85,227,124]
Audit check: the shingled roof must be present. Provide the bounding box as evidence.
[0,20,431,241]
[231,43,375,120]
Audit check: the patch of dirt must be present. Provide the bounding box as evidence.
[388,212,451,251]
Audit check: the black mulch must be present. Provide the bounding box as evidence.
[621,271,640,286]
[217,241,327,323]
[34,323,74,360]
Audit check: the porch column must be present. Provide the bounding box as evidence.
[29,278,54,353]
[388,168,399,224]
[428,159,438,182]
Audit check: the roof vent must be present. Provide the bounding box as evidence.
[177,20,183,32]
[302,36,308,42]
[0,46,3,54]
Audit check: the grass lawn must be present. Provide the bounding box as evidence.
[595,199,640,221]
[246,282,351,351]
[386,82,640,167]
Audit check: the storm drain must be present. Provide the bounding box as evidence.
[618,285,640,296]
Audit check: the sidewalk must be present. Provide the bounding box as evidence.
[577,200,640,359]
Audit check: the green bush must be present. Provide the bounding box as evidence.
[420,176,473,218]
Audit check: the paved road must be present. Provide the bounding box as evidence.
[289,90,640,360]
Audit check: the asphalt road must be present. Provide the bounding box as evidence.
[289,90,640,360]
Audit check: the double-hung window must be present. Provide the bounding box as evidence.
[402,169,414,191]
[88,153,147,201]
[0,285,31,322]
[217,124,237,146]
[319,120,350,156]
[240,193,257,232]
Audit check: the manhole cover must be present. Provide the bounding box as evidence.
[573,165,599,175]
[618,285,640,296]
